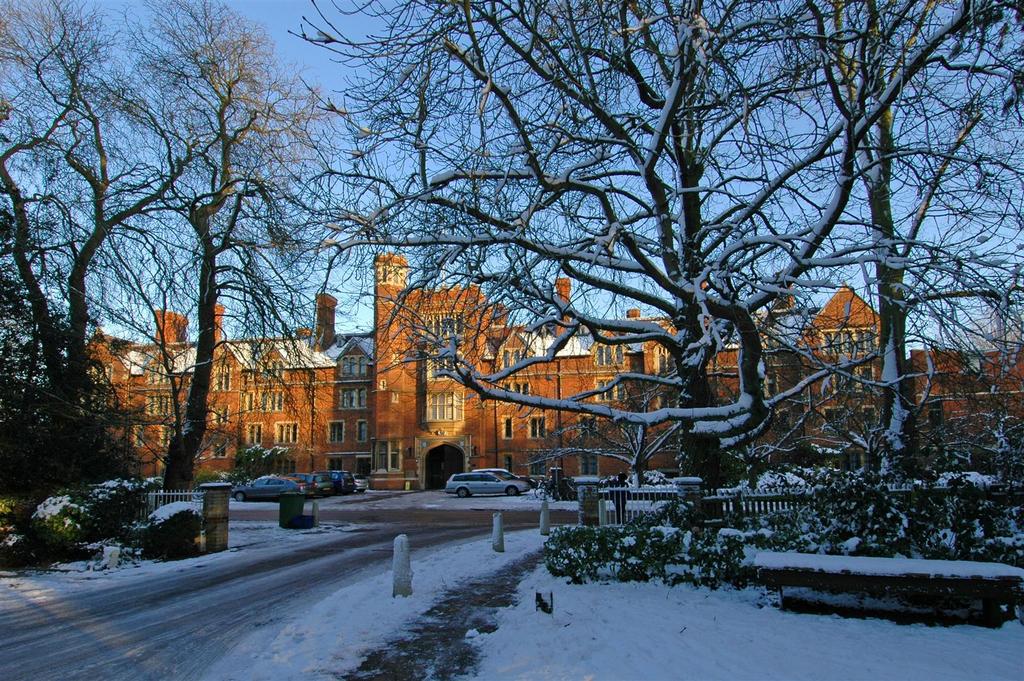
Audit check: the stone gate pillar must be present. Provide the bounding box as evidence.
[200,482,231,553]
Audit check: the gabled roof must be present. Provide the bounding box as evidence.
[811,286,878,331]
[490,327,594,361]
[328,333,375,361]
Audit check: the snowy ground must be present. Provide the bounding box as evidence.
[0,520,359,598]
[200,529,1023,681]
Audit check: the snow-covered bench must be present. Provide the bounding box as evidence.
[754,552,1024,627]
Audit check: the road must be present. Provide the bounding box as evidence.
[0,497,575,681]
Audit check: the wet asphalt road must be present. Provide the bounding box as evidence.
[0,495,575,681]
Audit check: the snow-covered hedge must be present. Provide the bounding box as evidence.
[545,517,755,589]
[544,472,1024,587]
[6,478,161,564]
[138,504,202,560]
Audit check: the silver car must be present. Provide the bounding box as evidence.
[445,472,530,497]
[231,476,305,501]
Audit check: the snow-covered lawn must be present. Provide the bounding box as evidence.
[201,529,1023,681]
[200,530,547,680]
[471,564,1024,681]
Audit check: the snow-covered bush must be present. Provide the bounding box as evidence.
[138,502,202,560]
[30,495,87,556]
[18,478,161,564]
[641,470,670,486]
[544,475,1024,588]
[193,469,231,486]
[79,478,159,544]
[544,521,758,589]
[812,472,912,557]
[0,531,34,567]
[544,525,620,584]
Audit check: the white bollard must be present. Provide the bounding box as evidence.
[312,500,320,527]
[539,498,550,536]
[392,534,413,597]
[492,512,505,552]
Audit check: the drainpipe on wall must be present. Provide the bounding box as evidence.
[493,399,499,468]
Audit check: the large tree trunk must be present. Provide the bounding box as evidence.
[163,232,218,490]
[678,358,723,489]
[869,110,918,475]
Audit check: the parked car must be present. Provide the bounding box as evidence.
[286,473,335,497]
[316,469,356,495]
[231,476,305,502]
[472,468,538,489]
[445,472,531,498]
[353,474,369,493]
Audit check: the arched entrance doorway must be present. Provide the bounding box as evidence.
[425,444,464,489]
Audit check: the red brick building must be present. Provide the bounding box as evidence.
[98,255,1020,487]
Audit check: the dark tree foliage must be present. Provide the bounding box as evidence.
[0,211,134,496]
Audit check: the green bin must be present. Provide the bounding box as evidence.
[279,492,305,528]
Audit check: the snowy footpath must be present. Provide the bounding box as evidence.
[200,529,1023,681]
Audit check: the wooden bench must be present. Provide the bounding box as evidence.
[754,552,1024,627]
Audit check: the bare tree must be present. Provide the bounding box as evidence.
[310,0,996,486]
[0,0,190,487]
[137,0,324,489]
[824,0,1024,473]
[546,387,681,484]
[0,0,190,396]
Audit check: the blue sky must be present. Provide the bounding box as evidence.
[221,0,351,92]
[95,1,362,95]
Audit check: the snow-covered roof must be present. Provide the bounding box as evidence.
[117,337,339,375]
[328,333,374,362]
[224,339,336,370]
[494,328,593,360]
[119,345,195,376]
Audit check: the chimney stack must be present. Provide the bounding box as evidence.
[315,293,337,350]
[626,308,641,319]
[555,277,571,303]
[374,253,409,289]
[213,304,225,343]
[154,309,188,345]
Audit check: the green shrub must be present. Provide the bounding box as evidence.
[139,504,202,560]
[230,446,293,483]
[544,526,617,584]
[193,469,230,486]
[544,523,756,588]
[813,472,912,557]
[0,531,35,567]
[79,479,156,544]
[30,494,87,557]
[21,478,160,564]
[543,472,1024,588]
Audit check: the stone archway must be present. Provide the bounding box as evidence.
[425,444,464,490]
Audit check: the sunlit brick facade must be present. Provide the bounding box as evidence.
[98,253,1020,488]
